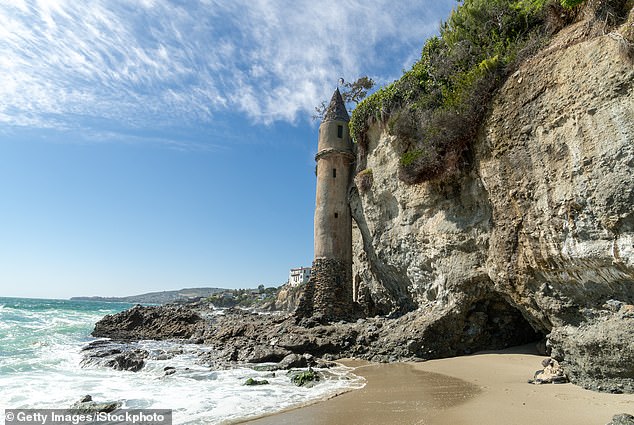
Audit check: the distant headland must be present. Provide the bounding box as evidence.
[70,287,225,304]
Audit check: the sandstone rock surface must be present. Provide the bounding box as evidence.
[350,21,634,390]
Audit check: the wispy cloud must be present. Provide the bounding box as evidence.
[0,0,455,134]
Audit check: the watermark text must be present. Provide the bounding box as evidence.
[4,409,172,425]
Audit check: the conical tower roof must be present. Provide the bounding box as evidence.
[322,88,349,123]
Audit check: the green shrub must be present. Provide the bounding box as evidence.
[290,369,320,387]
[400,150,425,167]
[350,0,555,184]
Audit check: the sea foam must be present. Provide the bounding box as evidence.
[0,298,364,424]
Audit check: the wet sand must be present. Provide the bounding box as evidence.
[244,345,634,425]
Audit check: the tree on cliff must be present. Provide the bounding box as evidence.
[313,76,375,121]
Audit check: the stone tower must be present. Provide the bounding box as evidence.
[296,88,356,321]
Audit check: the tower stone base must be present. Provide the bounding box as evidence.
[295,258,355,321]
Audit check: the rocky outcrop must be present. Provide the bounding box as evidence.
[92,304,205,340]
[274,283,304,311]
[351,19,634,390]
[80,340,148,372]
[549,304,634,393]
[88,304,543,370]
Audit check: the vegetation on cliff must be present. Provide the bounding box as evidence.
[354,168,374,193]
[350,0,631,184]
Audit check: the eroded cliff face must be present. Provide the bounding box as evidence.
[479,27,634,331]
[351,20,634,368]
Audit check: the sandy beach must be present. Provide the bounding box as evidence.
[244,345,634,425]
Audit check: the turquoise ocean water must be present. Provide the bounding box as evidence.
[0,297,363,424]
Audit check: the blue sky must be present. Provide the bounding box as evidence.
[0,0,457,299]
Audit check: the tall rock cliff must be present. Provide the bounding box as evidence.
[351,17,634,390]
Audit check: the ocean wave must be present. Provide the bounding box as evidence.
[2,339,364,423]
[0,299,365,423]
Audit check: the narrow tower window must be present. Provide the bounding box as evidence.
[334,212,338,218]
[337,125,343,138]
[333,168,336,178]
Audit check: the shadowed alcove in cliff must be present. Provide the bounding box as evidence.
[459,296,544,353]
[417,293,545,358]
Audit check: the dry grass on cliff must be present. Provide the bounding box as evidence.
[615,4,634,62]
[355,168,374,193]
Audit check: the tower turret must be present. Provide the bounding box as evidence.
[314,88,354,261]
[296,88,356,321]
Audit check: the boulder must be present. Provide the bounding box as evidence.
[529,358,568,384]
[277,354,309,370]
[80,341,148,372]
[289,368,320,388]
[244,378,269,386]
[70,396,121,413]
[105,350,146,372]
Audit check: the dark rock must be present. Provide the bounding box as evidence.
[276,353,312,370]
[244,378,269,386]
[81,341,148,372]
[607,414,634,425]
[535,339,549,356]
[148,348,183,361]
[245,346,291,364]
[303,353,316,366]
[315,360,338,369]
[70,397,121,413]
[92,304,204,340]
[251,353,309,371]
[105,350,146,372]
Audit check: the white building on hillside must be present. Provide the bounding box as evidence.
[288,267,311,286]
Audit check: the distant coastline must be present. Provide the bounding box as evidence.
[70,287,225,305]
